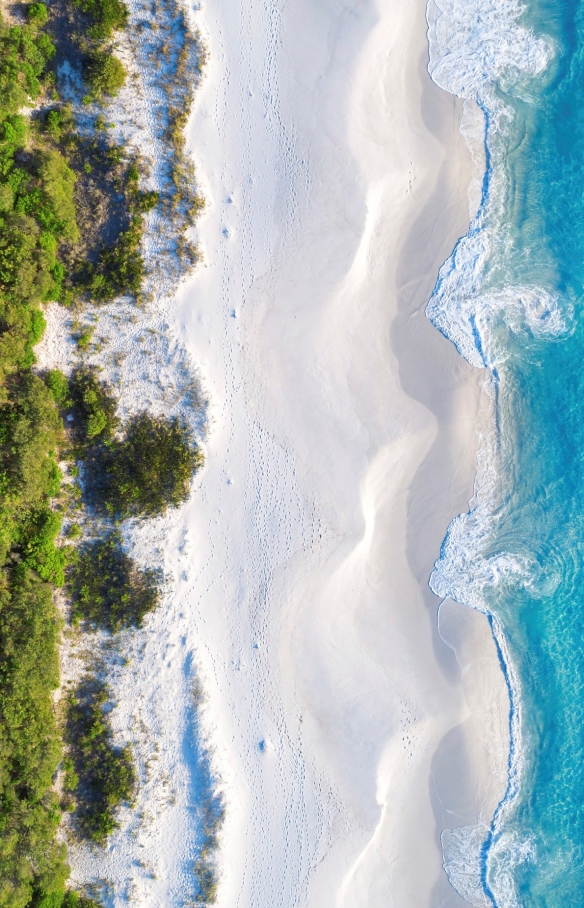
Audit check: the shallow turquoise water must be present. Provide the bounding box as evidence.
[427,0,584,904]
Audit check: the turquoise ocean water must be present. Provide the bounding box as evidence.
[426,0,584,904]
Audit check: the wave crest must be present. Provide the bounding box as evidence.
[442,824,492,908]
[427,0,554,103]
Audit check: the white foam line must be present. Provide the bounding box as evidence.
[425,0,557,904]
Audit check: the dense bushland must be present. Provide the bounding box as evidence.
[0,0,207,902]
[0,2,135,903]
[0,9,81,903]
[0,568,67,908]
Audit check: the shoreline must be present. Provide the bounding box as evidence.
[391,47,511,908]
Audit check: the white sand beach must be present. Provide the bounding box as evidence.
[173,0,510,904]
[60,0,511,903]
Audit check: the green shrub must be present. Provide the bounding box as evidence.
[31,886,98,907]
[26,3,49,27]
[45,110,62,142]
[44,370,70,408]
[68,531,160,631]
[0,18,55,114]
[87,215,143,300]
[70,367,117,440]
[30,307,46,344]
[74,325,93,350]
[84,52,126,99]
[38,151,79,244]
[72,0,128,40]
[97,413,202,517]
[20,506,68,587]
[66,681,135,844]
[133,189,158,214]
[0,183,14,211]
[62,757,78,793]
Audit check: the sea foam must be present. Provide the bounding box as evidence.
[425,0,558,905]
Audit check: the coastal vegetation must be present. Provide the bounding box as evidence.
[96,412,202,517]
[69,367,117,441]
[65,681,135,843]
[0,0,210,901]
[84,51,126,100]
[0,7,80,888]
[69,531,160,631]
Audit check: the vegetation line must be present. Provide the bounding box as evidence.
[0,0,218,903]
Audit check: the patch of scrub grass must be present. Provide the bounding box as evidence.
[68,531,160,631]
[75,325,94,351]
[77,161,159,303]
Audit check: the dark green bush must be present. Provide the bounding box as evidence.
[38,151,79,244]
[98,413,202,517]
[0,17,55,116]
[67,682,135,844]
[20,506,68,587]
[29,888,97,908]
[68,532,160,631]
[85,216,142,300]
[72,0,128,40]
[133,189,158,214]
[44,370,70,408]
[45,110,62,142]
[26,3,49,27]
[70,367,117,440]
[84,52,126,99]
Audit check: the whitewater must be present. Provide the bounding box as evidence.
[426,0,584,904]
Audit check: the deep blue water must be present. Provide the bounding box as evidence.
[426,0,584,904]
